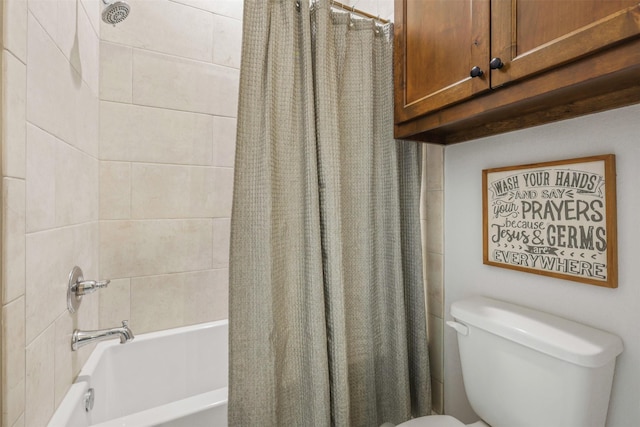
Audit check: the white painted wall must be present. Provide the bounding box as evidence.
[444,103,640,426]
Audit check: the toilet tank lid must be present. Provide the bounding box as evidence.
[451,296,623,368]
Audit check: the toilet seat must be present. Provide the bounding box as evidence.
[397,415,466,427]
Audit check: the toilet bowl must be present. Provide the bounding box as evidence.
[397,296,623,427]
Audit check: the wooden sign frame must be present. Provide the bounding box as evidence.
[483,155,617,288]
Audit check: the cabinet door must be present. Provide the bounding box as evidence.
[394,0,490,123]
[491,0,640,87]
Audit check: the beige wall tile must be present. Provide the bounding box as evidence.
[75,0,101,93]
[211,13,242,68]
[99,278,131,329]
[131,273,184,333]
[100,42,133,103]
[420,145,427,220]
[422,146,445,412]
[25,324,55,427]
[171,0,244,20]
[2,50,27,179]
[212,167,234,218]
[27,11,99,155]
[212,218,231,268]
[100,219,213,279]
[212,116,236,168]
[2,0,29,62]
[27,0,58,45]
[30,0,99,93]
[2,178,26,304]
[131,164,216,219]
[10,3,101,425]
[131,269,221,333]
[101,0,214,62]
[57,0,100,94]
[26,223,99,344]
[132,49,239,116]
[53,312,76,408]
[27,12,77,146]
[26,11,99,156]
[26,125,99,232]
[427,314,444,383]
[431,379,444,415]
[207,268,228,321]
[11,413,25,427]
[75,80,100,158]
[2,297,26,427]
[100,101,214,165]
[426,253,443,318]
[57,0,81,57]
[79,0,101,37]
[425,143,444,191]
[425,190,443,254]
[26,124,56,233]
[100,161,131,220]
[421,218,428,283]
[184,268,228,325]
[55,142,99,227]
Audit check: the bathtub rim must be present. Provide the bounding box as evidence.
[89,387,228,427]
[77,319,229,381]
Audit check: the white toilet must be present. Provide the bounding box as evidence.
[399,296,624,427]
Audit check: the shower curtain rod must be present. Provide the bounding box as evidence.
[330,1,391,24]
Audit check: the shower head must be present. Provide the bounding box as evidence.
[102,0,130,26]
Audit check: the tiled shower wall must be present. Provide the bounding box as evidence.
[97,0,242,333]
[422,144,445,414]
[1,0,242,425]
[1,0,102,425]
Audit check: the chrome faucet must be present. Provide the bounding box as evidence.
[71,320,134,351]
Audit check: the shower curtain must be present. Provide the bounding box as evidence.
[228,1,431,425]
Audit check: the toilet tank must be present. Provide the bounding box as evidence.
[449,296,623,427]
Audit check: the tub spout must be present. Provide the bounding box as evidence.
[72,320,134,351]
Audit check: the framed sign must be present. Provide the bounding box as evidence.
[483,155,617,288]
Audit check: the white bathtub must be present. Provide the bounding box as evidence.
[49,320,228,427]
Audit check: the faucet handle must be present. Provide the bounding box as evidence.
[76,279,110,296]
[67,266,111,313]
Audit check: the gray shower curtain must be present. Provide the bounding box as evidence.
[228,1,430,426]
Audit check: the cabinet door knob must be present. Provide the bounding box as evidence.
[490,57,504,69]
[470,66,484,78]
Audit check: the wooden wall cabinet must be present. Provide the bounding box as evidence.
[394,0,640,144]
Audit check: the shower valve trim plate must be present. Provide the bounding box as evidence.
[67,266,110,313]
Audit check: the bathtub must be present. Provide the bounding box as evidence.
[48,320,228,427]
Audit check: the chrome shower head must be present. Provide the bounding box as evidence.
[102,0,130,26]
